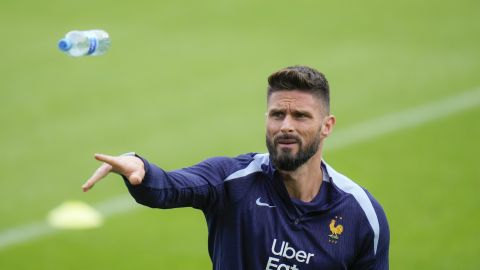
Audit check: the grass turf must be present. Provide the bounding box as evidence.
[0,0,479,269]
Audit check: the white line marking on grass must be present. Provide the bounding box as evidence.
[0,195,138,250]
[94,194,139,217]
[0,222,55,250]
[326,88,480,150]
[1,88,479,251]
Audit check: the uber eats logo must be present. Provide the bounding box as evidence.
[265,239,315,270]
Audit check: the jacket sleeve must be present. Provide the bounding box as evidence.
[122,154,246,212]
[351,194,390,270]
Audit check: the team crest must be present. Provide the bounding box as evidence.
[328,216,344,244]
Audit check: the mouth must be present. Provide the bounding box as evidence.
[275,136,300,148]
[276,139,298,145]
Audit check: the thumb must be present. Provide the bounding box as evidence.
[128,170,144,185]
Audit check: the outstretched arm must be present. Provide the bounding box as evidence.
[82,153,228,211]
[82,152,257,212]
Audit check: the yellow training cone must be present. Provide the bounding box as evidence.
[47,200,103,229]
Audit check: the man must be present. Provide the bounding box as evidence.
[82,66,389,269]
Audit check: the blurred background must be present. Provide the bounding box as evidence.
[0,0,479,269]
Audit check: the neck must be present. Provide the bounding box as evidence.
[278,149,323,202]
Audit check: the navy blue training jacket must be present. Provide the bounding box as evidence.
[124,153,389,270]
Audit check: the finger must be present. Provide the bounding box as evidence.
[128,170,144,185]
[94,153,122,169]
[82,163,112,192]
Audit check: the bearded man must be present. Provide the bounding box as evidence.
[82,66,390,270]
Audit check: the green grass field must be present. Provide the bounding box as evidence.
[1,0,479,269]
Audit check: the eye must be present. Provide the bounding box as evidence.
[294,112,309,119]
[269,111,284,119]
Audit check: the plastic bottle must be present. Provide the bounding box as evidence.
[58,30,111,57]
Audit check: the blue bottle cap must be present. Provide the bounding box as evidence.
[58,39,72,51]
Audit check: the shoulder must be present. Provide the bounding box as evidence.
[324,161,386,218]
[199,152,270,181]
[324,162,389,255]
[200,153,271,208]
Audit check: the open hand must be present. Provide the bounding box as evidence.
[82,153,145,192]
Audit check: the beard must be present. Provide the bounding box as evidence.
[266,131,321,171]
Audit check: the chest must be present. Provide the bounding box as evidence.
[217,182,358,269]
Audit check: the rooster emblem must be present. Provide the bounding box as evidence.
[328,216,344,243]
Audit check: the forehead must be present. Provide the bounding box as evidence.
[267,90,323,112]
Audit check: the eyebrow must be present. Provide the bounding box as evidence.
[292,110,313,117]
[268,107,313,116]
[268,108,284,113]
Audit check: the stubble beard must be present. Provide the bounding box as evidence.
[266,131,321,172]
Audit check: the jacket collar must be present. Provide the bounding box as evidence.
[260,153,346,214]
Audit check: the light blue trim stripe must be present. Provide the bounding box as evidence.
[224,153,270,181]
[323,162,380,255]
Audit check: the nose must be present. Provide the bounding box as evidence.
[280,115,294,133]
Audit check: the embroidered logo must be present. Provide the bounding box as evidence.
[255,197,276,208]
[328,216,344,244]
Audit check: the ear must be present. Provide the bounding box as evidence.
[321,115,336,138]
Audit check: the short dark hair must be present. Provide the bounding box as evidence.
[267,66,330,113]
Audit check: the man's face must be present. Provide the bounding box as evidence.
[266,90,330,171]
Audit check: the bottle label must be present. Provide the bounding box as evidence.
[87,36,97,55]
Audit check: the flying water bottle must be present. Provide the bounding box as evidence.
[58,30,111,57]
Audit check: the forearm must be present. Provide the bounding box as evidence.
[123,156,223,210]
